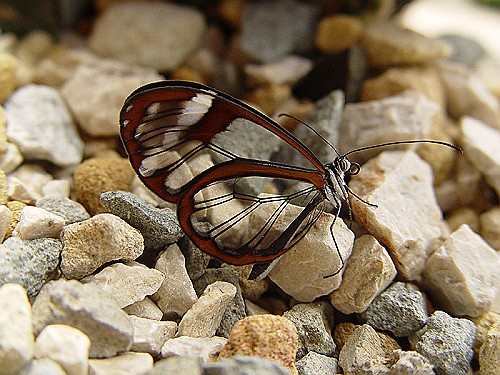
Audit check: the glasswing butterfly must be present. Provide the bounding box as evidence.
[119,80,461,278]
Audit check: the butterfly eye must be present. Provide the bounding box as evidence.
[349,162,360,175]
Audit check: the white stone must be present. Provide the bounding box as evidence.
[460,116,500,197]
[13,206,65,240]
[4,84,84,166]
[178,281,237,338]
[244,55,313,85]
[151,244,198,319]
[123,297,163,321]
[349,150,447,281]
[35,324,90,375]
[438,62,500,129]
[423,224,500,317]
[0,284,34,375]
[267,204,355,303]
[41,179,71,199]
[160,336,227,362]
[88,352,153,375]
[60,62,162,137]
[0,142,23,174]
[129,315,177,356]
[339,90,439,161]
[81,262,164,308]
[329,235,397,314]
[6,164,53,203]
[89,2,206,71]
[0,204,12,242]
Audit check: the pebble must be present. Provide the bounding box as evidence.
[480,207,500,250]
[160,336,227,362]
[445,207,480,233]
[89,2,206,71]
[414,310,476,375]
[193,268,246,338]
[4,84,84,166]
[178,281,237,338]
[471,312,500,357]
[0,237,61,297]
[314,14,362,54]
[438,62,500,129]
[151,244,198,319]
[60,213,144,279]
[6,200,27,237]
[360,282,428,337]
[330,235,397,314]
[244,55,312,86]
[0,52,17,102]
[339,90,440,160]
[34,324,90,375]
[240,0,318,62]
[73,156,135,214]
[361,21,452,68]
[128,315,177,356]
[205,356,290,375]
[0,204,12,241]
[460,116,500,197]
[88,352,153,375]
[12,206,65,240]
[423,224,500,317]
[218,314,298,372]
[283,301,335,360]
[31,279,133,358]
[349,150,447,281]
[151,356,202,375]
[123,297,163,321]
[6,164,54,203]
[36,197,90,225]
[295,351,338,375]
[389,349,434,375]
[60,61,162,137]
[268,207,354,302]
[0,141,23,174]
[479,322,500,375]
[100,191,183,251]
[19,358,66,375]
[80,262,164,308]
[0,284,34,375]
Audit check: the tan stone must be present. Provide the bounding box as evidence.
[479,322,500,375]
[88,352,153,375]
[315,15,363,54]
[480,207,500,251]
[0,53,17,103]
[244,84,291,115]
[446,208,480,233]
[471,312,500,357]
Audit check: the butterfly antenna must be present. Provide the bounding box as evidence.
[343,139,462,157]
[278,113,341,157]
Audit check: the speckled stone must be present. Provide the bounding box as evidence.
[151,356,202,375]
[389,349,434,375]
[0,237,61,297]
[479,322,500,375]
[100,191,182,251]
[36,197,90,225]
[219,314,298,372]
[204,356,290,375]
[295,351,338,375]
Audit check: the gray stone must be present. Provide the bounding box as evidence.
[192,268,246,338]
[0,237,61,297]
[439,34,485,67]
[179,235,211,280]
[295,351,338,375]
[36,197,90,224]
[31,279,133,358]
[4,84,84,166]
[241,0,319,62]
[283,301,335,360]
[100,190,182,251]
[204,356,290,375]
[415,310,476,375]
[151,356,203,375]
[361,282,428,337]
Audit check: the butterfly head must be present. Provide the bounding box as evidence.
[331,155,360,177]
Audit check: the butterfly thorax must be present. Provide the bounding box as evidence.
[324,156,351,206]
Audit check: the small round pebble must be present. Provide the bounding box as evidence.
[13,206,65,240]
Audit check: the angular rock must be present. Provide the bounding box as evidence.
[100,190,182,251]
[81,262,164,308]
[349,150,447,281]
[329,235,397,314]
[414,310,476,375]
[461,116,500,197]
[60,213,144,279]
[13,206,65,240]
[178,281,237,338]
[479,322,500,375]
[18,358,66,375]
[31,279,133,358]
[36,197,90,225]
[123,297,163,321]
[244,55,312,86]
[471,312,500,357]
[0,284,34,375]
[151,356,202,375]
[129,315,177,356]
[160,336,227,362]
[4,84,84,166]
[0,237,61,297]
[151,244,198,319]
[361,282,428,337]
[90,2,205,71]
[283,301,335,360]
[423,224,500,317]
[6,164,53,203]
[0,142,23,174]
[219,314,298,372]
[88,352,153,375]
[389,350,434,375]
[295,351,338,375]
[34,324,90,375]
[0,204,12,241]
[204,356,290,375]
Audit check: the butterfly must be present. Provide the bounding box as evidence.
[120,80,461,278]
